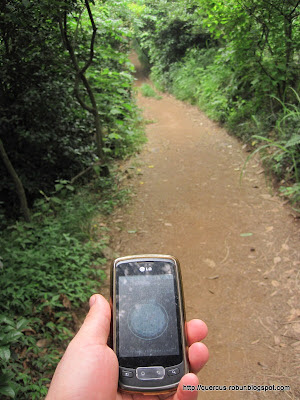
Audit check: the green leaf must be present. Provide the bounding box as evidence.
[110,108,122,115]
[51,197,62,205]
[16,318,28,331]
[0,347,10,362]
[123,103,133,111]
[22,0,30,7]
[240,233,253,237]
[5,331,22,342]
[285,135,300,148]
[0,385,15,398]
[108,133,122,140]
[55,184,64,192]
[0,316,13,325]
[93,165,101,175]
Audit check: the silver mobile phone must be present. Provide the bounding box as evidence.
[110,254,189,394]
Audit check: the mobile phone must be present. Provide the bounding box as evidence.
[110,254,189,394]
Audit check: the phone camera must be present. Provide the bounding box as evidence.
[139,266,145,272]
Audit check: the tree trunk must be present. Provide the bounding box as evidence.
[282,16,293,100]
[59,2,106,163]
[0,138,30,222]
[94,111,104,159]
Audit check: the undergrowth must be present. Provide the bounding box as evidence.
[241,91,300,209]
[140,84,162,100]
[156,49,300,207]
[0,171,130,399]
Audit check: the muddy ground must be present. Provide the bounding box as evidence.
[101,53,300,399]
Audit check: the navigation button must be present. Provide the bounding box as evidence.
[121,370,134,378]
[136,366,165,380]
[167,367,180,376]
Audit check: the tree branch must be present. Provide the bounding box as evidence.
[80,0,97,75]
[59,14,79,74]
[70,165,93,184]
[289,0,300,18]
[59,7,105,161]
[70,161,105,184]
[74,74,94,113]
[59,13,94,114]
[0,138,30,222]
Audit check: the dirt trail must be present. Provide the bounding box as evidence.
[103,53,300,399]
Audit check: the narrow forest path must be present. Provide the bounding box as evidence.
[103,53,300,399]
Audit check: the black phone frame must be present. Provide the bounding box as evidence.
[115,258,184,369]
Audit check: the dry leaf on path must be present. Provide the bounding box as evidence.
[271,280,280,287]
[204,259,216,268]
[36,339,50,348]
[281,243,289,251]
[60,294,71,309]
[274,336,280,345]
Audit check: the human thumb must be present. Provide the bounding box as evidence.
[74,294,111,345]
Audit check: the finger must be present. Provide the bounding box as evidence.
[188,342,209,373]
[74,294,111,345]
[173,373,199,400]
[186,319,208,346]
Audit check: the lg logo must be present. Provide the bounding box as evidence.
[139,266,152,272]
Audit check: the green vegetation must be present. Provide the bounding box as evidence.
[140,83,162,99]
[0,0,145,221]
[1,0,299,397]
[0,168,132,399]
[132,0,300,205]
[0,172,131,398]
[0,1,145,398]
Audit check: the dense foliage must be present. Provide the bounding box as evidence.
[0,1,144,398]
[0,173,130,398]
[132,0,300,205]
[0,0,144,220]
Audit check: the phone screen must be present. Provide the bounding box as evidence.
[116,260,183,368]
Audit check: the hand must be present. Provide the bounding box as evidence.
[46,294,209,400]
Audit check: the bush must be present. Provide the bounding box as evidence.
[168,48,233,122]
[140,84,162,99]
[0,180,113,399]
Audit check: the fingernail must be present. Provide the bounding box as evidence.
[89,294,97,307]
